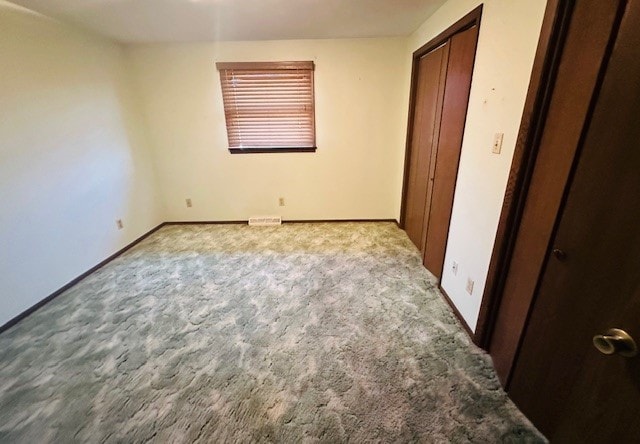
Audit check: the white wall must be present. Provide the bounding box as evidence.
[0,2,161,325]
[407,0,546,331]
[126,38,408,221]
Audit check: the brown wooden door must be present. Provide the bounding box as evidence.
[423,25,478,278]
[403,44,448,251]
[488,0,624,385]
[509,1,640,441]
[402,22,479,280]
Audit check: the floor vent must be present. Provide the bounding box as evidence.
[248,216,282,226]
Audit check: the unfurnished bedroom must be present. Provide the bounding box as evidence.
[1,0,639,442]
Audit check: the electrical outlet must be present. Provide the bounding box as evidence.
[116,219,124,230]
[452,261,459,276]
[466,278,474,295]
[279,197,285,207]
[186,198,192,208]
[492,132,504,154]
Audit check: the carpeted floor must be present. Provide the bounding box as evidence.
[0,222,545,443]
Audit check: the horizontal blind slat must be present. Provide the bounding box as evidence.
[228,131,313,134]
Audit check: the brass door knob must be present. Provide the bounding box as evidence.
[593,328,637,357]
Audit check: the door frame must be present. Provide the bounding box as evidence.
[473,0,585,348]
[473,0,566,348]
[400,5,483,231]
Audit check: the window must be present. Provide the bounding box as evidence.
[216,61,316,153]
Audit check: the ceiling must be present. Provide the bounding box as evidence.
[9,0,447,43]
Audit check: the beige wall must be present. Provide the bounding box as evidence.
[126,38,409,221]
[407,0,547,331]
[0,2,161,324]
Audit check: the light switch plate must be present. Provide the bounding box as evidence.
[466,278,474,295]
[492,133,504,154]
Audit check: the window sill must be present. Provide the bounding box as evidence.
[228,147,317,154]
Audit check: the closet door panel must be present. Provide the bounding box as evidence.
[423,25,478,278]
[403,44,449,250]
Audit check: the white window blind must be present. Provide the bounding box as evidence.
[216,61,316,152]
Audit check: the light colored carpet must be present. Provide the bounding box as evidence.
[0,222,545,443]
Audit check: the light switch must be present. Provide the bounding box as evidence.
[492,133,504,154]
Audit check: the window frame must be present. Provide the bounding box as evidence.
[216,61,317,154]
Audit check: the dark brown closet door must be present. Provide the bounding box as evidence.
[402,16,479,281]
[423,24,478,278]
[509,0,640,440]
[403,44,449,250]
[488,0,621,385]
